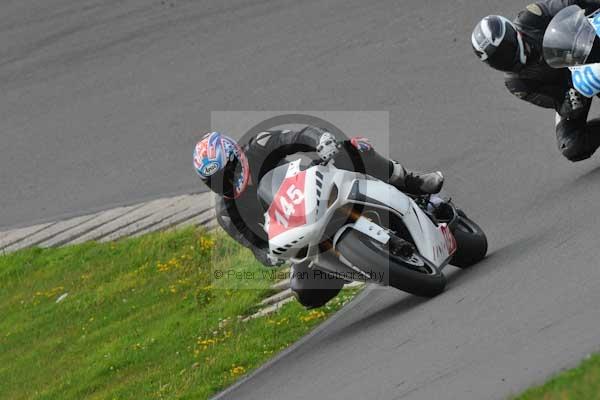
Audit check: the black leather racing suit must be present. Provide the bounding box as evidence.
[505,0,600,161]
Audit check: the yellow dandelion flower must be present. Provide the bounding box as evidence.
[199,237,215,252]
[299,309,326,323]
[230,365,246,377]
[157,263,170,272]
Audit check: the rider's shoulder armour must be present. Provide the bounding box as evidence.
[514,3,551,32]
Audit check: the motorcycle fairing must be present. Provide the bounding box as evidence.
[265,160,321,257]
[570,14,600,97]
[264,160,456,268]
[346,179,456,266]
[266,162,308,238]
[570,63,600,97]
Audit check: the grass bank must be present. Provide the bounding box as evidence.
[514,354,600,400]
[0,227,359,399]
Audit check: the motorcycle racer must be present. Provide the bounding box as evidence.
[472,0,600,162]
[193,127,444,308]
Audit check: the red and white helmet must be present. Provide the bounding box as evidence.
[193,132,250,199]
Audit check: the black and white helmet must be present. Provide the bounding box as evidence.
[472,15,527,72]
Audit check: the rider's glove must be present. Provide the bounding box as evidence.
[559,88,586,119]
[316,132,339,162]
[350,136,373,152]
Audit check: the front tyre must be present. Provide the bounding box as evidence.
[335,230,446,297]
[450,210,488,268]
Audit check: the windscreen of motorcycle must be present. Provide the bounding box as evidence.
[257,163,289,210]
[543,5,597,68]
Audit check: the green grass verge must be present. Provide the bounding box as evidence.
[0,227,359,400]
[513,354,600,400]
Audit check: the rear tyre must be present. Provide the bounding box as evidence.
[335,230,446,297]
[450,210,488,268]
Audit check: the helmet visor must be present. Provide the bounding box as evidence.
[472,16,506,61]
[204,158,238,198]
[543,5,597,68]
[472,16,523,72]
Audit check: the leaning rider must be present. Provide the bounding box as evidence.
[471,0,600,162]
[193,127,443,308]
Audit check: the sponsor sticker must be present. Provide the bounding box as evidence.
[201,161,220,177]
[440,224,457,256]
[267,172,307,238]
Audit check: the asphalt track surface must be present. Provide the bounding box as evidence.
[4,0,600,398]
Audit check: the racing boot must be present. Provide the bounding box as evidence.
[389,161,444,195]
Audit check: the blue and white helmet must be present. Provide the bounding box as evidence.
[193,132,250,199]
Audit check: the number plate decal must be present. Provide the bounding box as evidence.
[440,224,457,256]
[570,64,600,97]
[267,171,307,238]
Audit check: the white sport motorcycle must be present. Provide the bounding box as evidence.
[543,5,600,97]
[258,158,488,297]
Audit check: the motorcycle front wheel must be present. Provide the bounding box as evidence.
[335,230,446,297]
[450,210,488,268]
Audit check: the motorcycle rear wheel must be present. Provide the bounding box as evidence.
[335,230,446,297]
